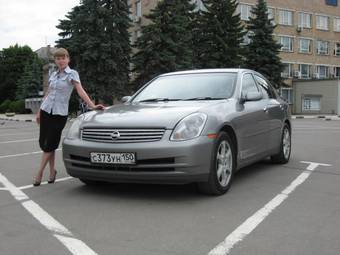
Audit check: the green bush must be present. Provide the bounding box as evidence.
[0,99,11,113]
[0,100,27,113]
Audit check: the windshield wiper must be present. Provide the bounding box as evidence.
[182,97,227,101]
[138,98,181,103]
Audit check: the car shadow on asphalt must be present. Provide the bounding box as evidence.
[65,159,279,201]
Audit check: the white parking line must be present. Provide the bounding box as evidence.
[0,138,38,144]
[0,173,98,255]
[54,235,98,255]
[0,135,65,144]
[0,148,61,159]
[208,161,332,255]
[19,176,73,190]
[22,200,72,236]
[0,132,39,137]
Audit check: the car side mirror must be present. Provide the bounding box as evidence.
[121,96,132,103]
[240,91,262,104]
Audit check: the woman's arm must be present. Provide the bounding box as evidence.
[72,80,105,110]
[36,88,50,124]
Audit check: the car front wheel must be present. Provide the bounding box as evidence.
[197,132,235,195]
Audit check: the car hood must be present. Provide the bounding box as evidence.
[80,101,224,129]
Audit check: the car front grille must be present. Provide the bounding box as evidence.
[81,127,166,143]
[69,154,176,172]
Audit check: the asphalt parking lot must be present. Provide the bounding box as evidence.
[0,118,339,255]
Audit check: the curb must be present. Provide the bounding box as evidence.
[292,115,340,121]
[0,117,75,123]
[0,117,35,122]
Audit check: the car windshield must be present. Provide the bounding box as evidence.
[132,73,237,102]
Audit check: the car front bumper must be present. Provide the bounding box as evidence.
[62,132,214,184]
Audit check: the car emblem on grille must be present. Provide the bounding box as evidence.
[111,131,120,140]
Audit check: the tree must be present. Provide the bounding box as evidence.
[0,44,35,102]
[193,0,245,69]
[132,0,195,89]
[56,0,131,103]
[16,55,43,100]
[244,0,283,88]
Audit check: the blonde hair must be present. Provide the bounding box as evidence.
[53,48,69,58]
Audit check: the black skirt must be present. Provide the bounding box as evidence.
[39,110,68,152]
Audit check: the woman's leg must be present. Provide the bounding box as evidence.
[49,150,56,175]
[35,151,52,181]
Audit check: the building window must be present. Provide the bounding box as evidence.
[316,15,329,30]
[326,0,338,6]
[299,39,312,53]
[299,64,311,79]
[135,0,142,17]
[281,63,293,78]
[315,65,329,79]
[279,36,294,52]
[239,4,252,21]
[279,10,293,26]
[303,96,321,111]
[335,67,340,77]
[316,40,329,55]
[298,12,312,28]
[335,43,340,56]
[280,88,293,104]
[267,8,275,24]
[334,18,340,32]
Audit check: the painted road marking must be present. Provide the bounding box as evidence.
[0,173,98,255]
[22,200,72,236]
[54,234,98,255]
[0,148,62,159]
[0,135,65,144]
[0,138,38,144]
[208,161,332,255]
[19,176,73,190]
[0,132,39,137]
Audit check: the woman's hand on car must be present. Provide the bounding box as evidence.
[93,104,105,110]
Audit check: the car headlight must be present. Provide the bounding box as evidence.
[170,113,207,141]
[66,118,82,139]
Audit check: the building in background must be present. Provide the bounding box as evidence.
[128,0,340,114]
[237,0,340,109]
[25,45,56,114]
[293,79,340,115]
[35,45,57,93]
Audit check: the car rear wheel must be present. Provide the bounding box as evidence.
[271,124,291,164]
[197,132,235,195]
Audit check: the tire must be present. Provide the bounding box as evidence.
[271,124,291,164]
[79,178,102,185]
[197,132,236,195]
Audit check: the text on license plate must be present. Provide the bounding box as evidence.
[90,152,136,164]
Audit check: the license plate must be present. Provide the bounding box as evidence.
[90,152,136,165]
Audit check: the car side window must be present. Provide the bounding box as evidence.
[241,74,259,96]
[254,75,276,99]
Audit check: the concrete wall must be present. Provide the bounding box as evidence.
[293,79,339,114]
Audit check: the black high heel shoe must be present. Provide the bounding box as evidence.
[48,170,57,184]
[33,176,42,186]
[33,180,41,186]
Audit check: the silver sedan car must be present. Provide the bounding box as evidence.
[63,69,291,195]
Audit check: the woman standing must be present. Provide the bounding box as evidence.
[34,48,104,186]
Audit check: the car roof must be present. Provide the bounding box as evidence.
[159,68,255,77]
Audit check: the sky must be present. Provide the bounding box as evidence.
[0,0,80,51]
